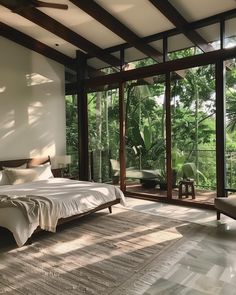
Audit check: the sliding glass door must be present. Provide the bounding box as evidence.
[124,76,167,197]
[171,64,216,204]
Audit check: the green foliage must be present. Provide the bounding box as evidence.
[226,60,236,132]
[181,162,206,181]
[65,53,236,189]
[141,125,152,150]
[65,95,78,176]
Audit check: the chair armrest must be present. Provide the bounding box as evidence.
[126,167,136,171]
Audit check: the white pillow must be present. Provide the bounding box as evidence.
[4,168,38,185]
[0,170,10,185]
[31,163,54,180]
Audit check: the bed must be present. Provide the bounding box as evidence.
[0,157,125,247]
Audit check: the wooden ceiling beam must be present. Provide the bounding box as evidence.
[66,72,182,94]
[148,0,214,52]
[69,0,163,62]
[189,8,236,29]
[97,8,236,56]
[85,46,236,88]
[0,3,120,67]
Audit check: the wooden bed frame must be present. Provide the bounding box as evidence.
[0,157,121,243]
[0,156,62,177]
[0,156,50,168]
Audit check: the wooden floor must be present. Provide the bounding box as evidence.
[126,183,216,206]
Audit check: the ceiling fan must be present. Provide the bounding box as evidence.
[0,0,68,11]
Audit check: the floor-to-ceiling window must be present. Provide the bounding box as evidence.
[78,23,235,208]
[225,58,236,192]
[124,75,167,197]
[171,64,216,204]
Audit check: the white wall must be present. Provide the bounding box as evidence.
[0,37,66,162]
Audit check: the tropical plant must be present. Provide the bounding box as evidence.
[65,53,236,189]
[181,162,206,182]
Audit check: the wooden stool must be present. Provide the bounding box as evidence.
[178,179,195,199]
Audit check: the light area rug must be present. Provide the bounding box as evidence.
[0,206,209,295]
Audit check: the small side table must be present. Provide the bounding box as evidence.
[178,179,195,199]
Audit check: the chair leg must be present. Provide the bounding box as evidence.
[217,211,221,220]
[192,184,195,199]
[185,184,188,198]
[108,206,112,214]
[178,183,183,199]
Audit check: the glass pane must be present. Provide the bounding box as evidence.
[225,18,236,48]
[196,23,220,50]
[65,94,78,178]
[125,76,167,197]
[226,58,236,190]
[88,88,119,183]
[124,48,158,69]
[171,64,216,204]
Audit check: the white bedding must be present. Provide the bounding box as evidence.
[0,178,125,247]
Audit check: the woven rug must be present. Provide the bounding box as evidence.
[0,206,209,295]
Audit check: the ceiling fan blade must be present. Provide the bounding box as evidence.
[34,1,68,10]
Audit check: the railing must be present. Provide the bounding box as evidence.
[188,149,236,190]
[182,149,217,189]
[89,150,112,183]
[69,149,236,191]
[226,151,236,189]
[66,150,113,181]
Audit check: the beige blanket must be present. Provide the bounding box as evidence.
[0,195,59,232]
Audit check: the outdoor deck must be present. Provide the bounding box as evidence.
[125,183,216,206]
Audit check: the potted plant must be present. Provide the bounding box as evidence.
[158,169,177,190]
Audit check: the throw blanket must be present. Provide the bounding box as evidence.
[0,195,59,232]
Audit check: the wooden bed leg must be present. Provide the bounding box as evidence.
[108,206,112,213]
[217,211,221,220]
[26,238,33,245]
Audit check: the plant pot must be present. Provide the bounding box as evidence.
[159,182,167,190]
[141,179,159,188]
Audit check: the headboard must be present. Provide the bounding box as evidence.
[0,156,51,170]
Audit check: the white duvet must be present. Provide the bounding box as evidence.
[0,178,125,247]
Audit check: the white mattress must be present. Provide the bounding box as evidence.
[0,178,125,247]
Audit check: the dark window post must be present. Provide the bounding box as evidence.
[220,19,225,50]
[76,51,89,180]
[165,72,172,198]
[215,60,226,197]
[163,35,168,63]
[119,48,126,192]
